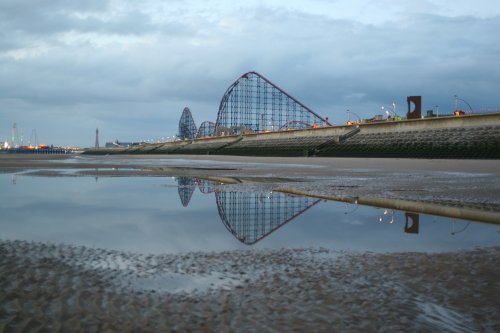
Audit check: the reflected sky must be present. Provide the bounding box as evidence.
[0,174,498,255]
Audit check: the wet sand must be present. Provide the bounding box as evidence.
[2,153,500,174]
[1,154,499,331]
[1,240,499,332]
[2,154,500,212]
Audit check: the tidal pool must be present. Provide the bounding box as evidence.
[1,172,500,332]
[1,173,497,254]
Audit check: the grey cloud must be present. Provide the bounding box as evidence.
[0,0,192,42]
[0,4,498,146]
[0,0,107,15]
[0,0,109,33]
[244,10,500,112]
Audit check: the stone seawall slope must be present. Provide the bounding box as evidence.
[84,113,500,158]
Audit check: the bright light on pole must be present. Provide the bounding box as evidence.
[381,102,398,119]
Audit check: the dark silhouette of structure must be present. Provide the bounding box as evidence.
[95,128,99,148]
[407,96,422,119]
[404,212,420,234]
[178,107,197,140]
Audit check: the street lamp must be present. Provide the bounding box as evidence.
[346,109,361,124]
[381,102,397,120]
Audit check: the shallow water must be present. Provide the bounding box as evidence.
[1,174,498,254]
[1,172,499,332]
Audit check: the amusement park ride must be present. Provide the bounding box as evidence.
[178,71,332,140]
[1,124,73,153]
[1,125,47,150]
[178,71,484,141]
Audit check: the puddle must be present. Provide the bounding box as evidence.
[128,271,242,294]
[54,155,325,170]
[0,172,498,332]
[0,173,498,254]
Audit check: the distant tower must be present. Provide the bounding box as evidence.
[95,128,100,148]
[11,123,17,146]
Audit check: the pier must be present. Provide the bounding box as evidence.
[1,147,77,155]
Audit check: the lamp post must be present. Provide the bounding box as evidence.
[346,109,361,124]
[381,102,397,120]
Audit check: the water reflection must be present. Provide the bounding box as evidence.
[3,174,498,253]
[450,221,470,235]
[174,177,498,245]
[175,177,321,244]
[198,179,216,194]
[216,192,320,245]
[404,213,420,234]
[379,208,395,224]
[177,177,196,207]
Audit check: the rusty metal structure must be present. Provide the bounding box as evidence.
[178,107,197,140]
[407,96,422,119]
[215,71,330,133]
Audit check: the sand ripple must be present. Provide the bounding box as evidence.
[1,240,499,332]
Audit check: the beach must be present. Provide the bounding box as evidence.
[1,154,499,332]
[2,154,500,217]
[1,240,499,332]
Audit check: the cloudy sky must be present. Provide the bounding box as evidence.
[1,0,499,147]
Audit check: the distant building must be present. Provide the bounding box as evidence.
[105,140,143,148]
[95,128,99,148]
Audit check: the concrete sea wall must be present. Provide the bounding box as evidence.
[85,113,500,158]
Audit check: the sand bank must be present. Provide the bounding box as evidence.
[1,155,499,331]
[1,240,498,332]
[2,154,499,216]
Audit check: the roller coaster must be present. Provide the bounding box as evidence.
[87,71,500,158]
[179,71,330,139]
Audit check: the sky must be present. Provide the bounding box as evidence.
[1,0,499,147]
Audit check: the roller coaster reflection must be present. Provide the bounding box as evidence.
[176,177,321,244]
[176,177,430,245]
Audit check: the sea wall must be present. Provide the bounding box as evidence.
[84,113,500,158]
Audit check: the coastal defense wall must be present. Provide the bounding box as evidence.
[317,113,500,158]
[84,113,500,158]
[210,125,357,156]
